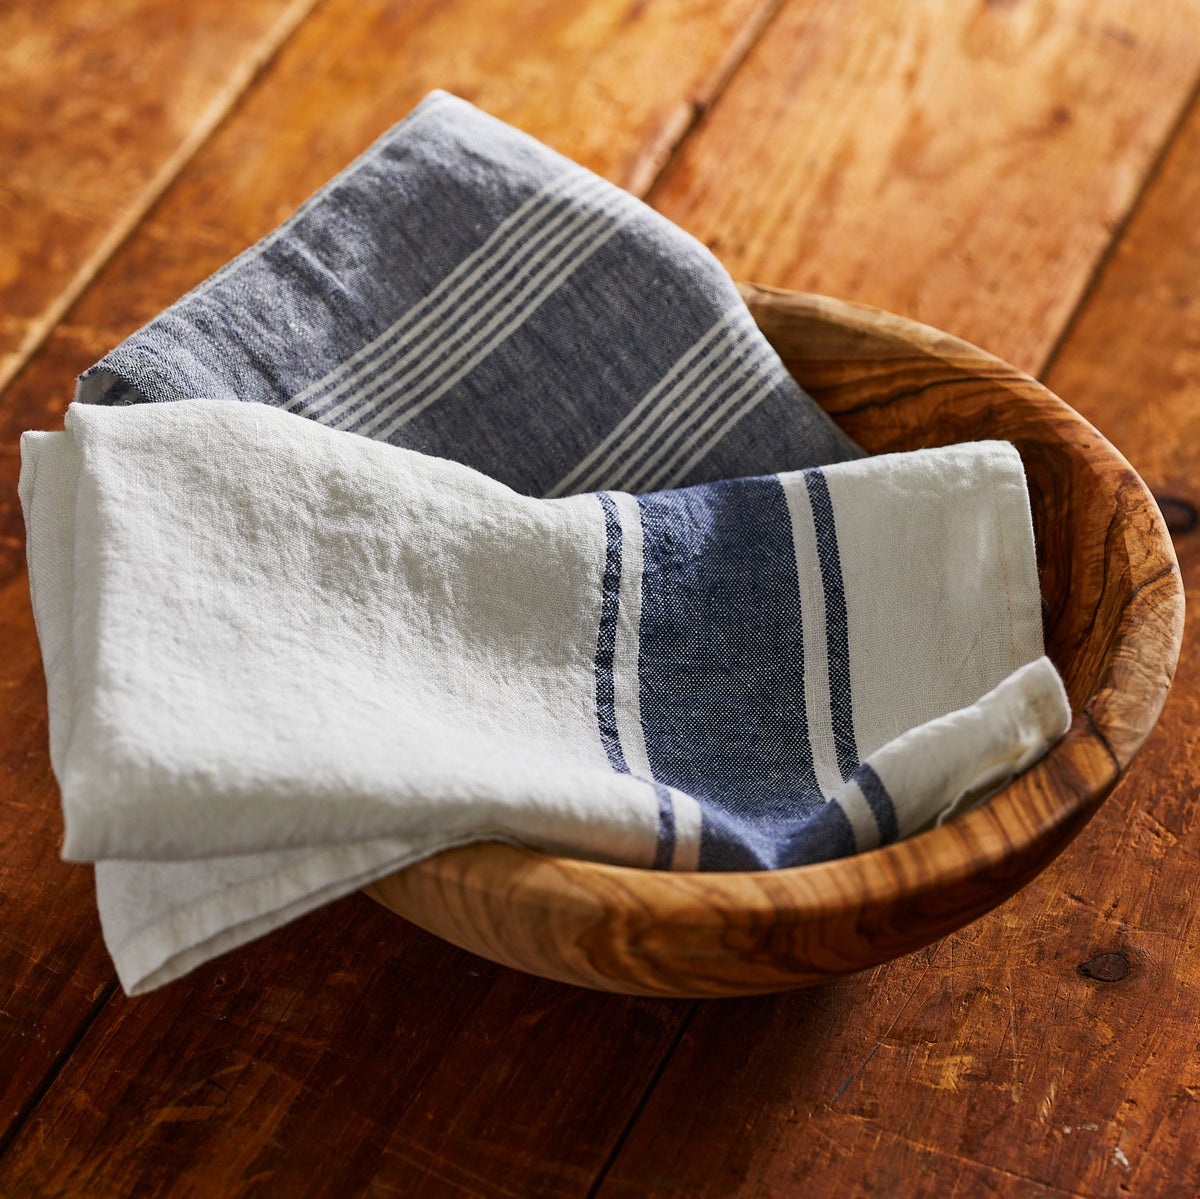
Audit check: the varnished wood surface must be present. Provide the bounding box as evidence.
[2,1,1200,1195]
[648,0,1200,376]
[367,290,1181,997]
[0,0,318,394]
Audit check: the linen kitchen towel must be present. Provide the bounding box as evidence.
[77,90,860,494]
[20,401,1070,994]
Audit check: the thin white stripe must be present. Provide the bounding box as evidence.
[545,309,754,498]
[595,341,750,491]
[607,491,703,872]
[302,175,617,423]
[626,346,779,493]
[342,198,621,432]
[360,202,637,440]
[670,791,703,872]
[647,362,786,492]
[609,492,653,779]
[834,783,879,855]
[780,473,842,798]
[613,340,773,493]
[302,175,618,427]
[287,170,601,416]
[574,319,762,495]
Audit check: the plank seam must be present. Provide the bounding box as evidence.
[0,977,119,1163]
[632,0,790,201]
[0,0,327,401]
[584,1001,700,1199]
[0,0,325,1165]
[1039,63,1200,378]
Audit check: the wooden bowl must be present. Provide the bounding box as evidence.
[365,286,1184,998]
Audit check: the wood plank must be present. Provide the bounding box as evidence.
[6,0,1196,1191]
[0,0,319,394]
[597,40,1200,1199]
[0,0,771,1185]
[0,577,116,1152]
[0,890,692,1198]
[647,0,1200,377]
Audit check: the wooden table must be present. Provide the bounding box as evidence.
[2,2,1198,1194]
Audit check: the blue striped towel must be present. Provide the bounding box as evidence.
[18,93,1070,994]
[78,90,859,493]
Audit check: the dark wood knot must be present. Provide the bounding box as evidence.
[1154,495,1197,537]
[1077,952,1130,982]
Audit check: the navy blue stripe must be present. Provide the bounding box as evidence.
[804,468,859,780]
[651,784,676,869]
[636,475,823,871]
[595,493,679,869]
[781,797,857,866]
[593,493,627,773]
[855,762,899,846]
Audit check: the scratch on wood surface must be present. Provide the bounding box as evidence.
[830,1042,880,1106]
[829,937,949,1108]
[913,1048,975,1093]
[1040,1074,1059,1123]
[387,1136,530,1199]
[872,1125,1091,1199]
[149,1105,220,1125]
[1006,985,1023,1102]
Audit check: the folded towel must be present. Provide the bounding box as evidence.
[21,401,1068,993]
[78,90,860,492]
[20,91,1070,994]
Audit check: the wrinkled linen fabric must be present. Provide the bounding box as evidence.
[21,402,1068,993]
[17,91,1072,994]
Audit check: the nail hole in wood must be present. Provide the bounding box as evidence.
[1077,952,1130,982]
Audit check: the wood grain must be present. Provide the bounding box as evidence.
[596,61,1200,1199]
[0,889,691,1198]
[2,1,1198,1194]
[368,289,1182,998]
[0,576,115,1152]
[0,0,319,394]
[648,0,1200,377]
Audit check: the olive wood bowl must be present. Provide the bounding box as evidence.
[365,285,1184,998]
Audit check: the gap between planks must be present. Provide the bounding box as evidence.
[0,0,323,1167]
[9,2,1197,1190]
[0,979,119,1163]
[585,1003,701,1199]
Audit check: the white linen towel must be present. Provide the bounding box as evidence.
[20,399,1069,993]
